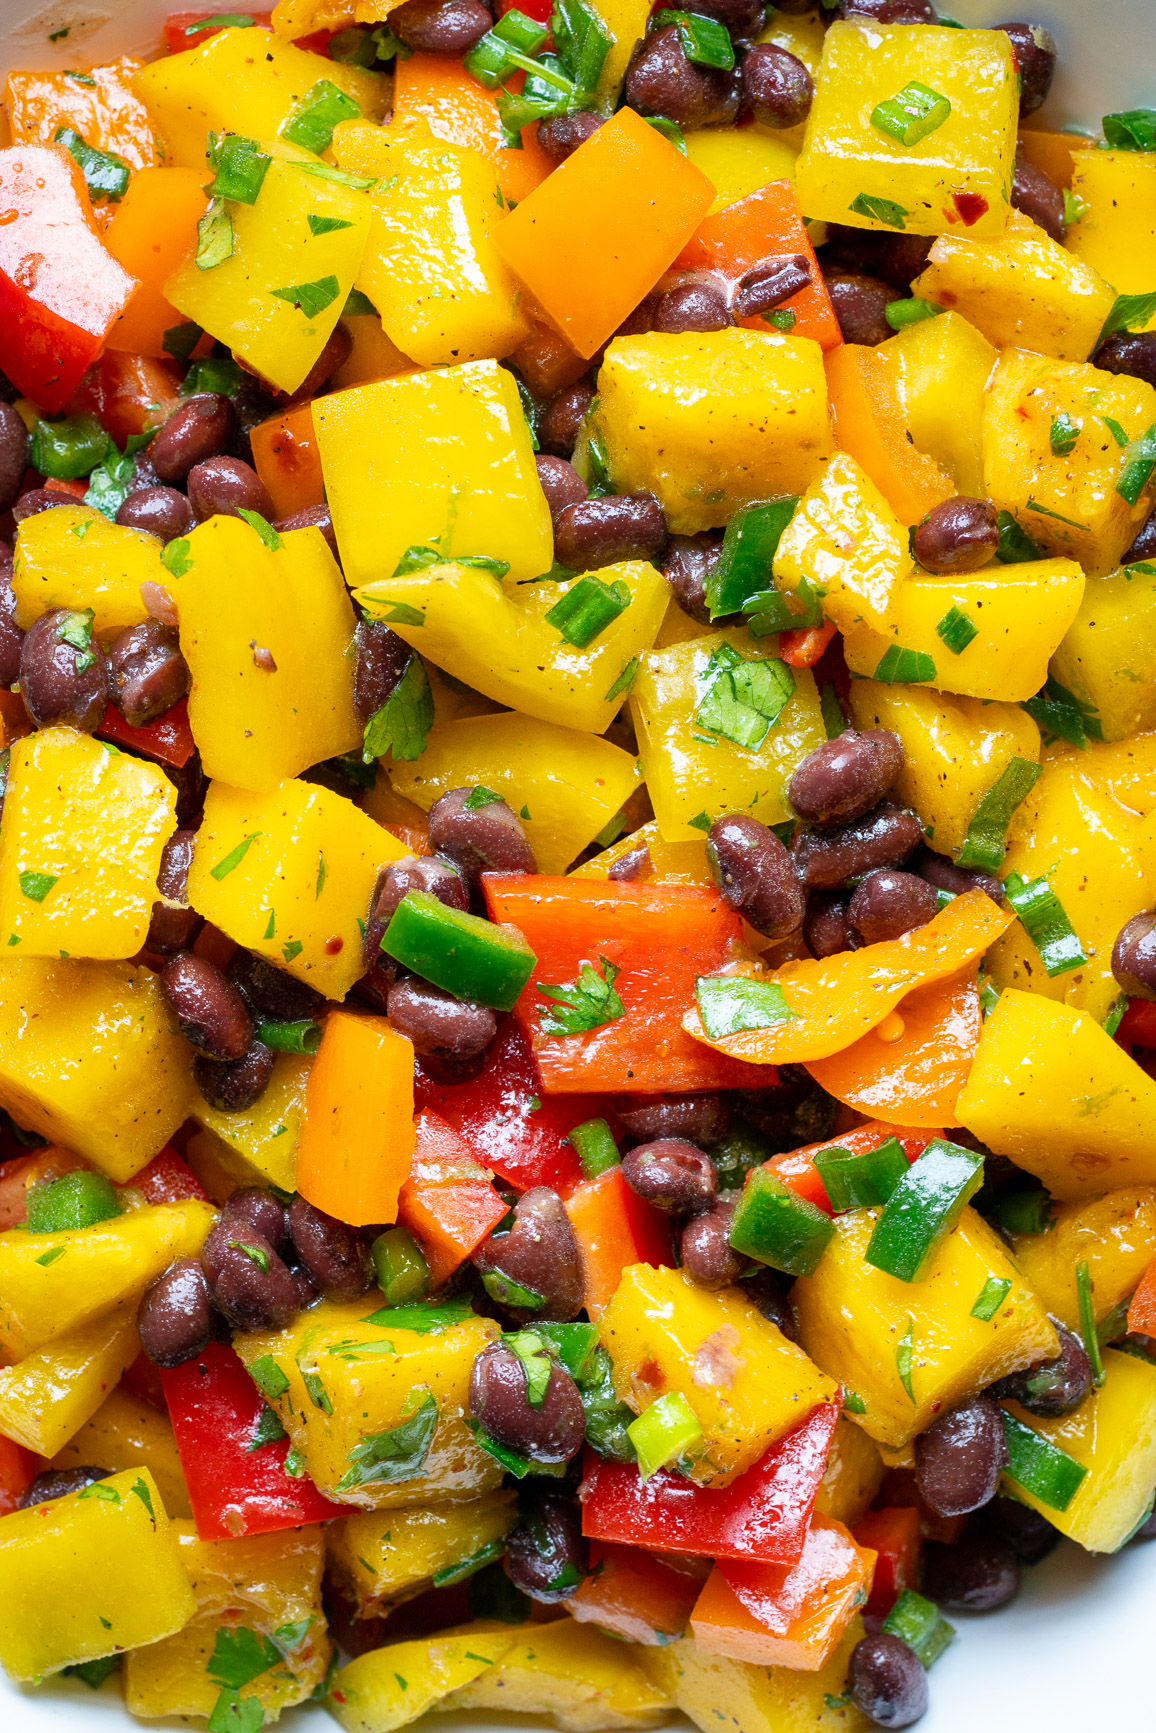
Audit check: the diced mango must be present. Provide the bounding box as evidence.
[756,7,826,76]
[775,451,913,634]
[874,310,997,496]
[1049,565,1156,743]
[328,1489,517,1616]
[1013,1189,1156,1333]
[591,0,651,108]
[570,819,712,887]
[0,1313,140,1456]
[686,127,798,213]
[654,1621,871,1733]
[12,502,162,635]
[1068,151,1156,324]
[439,1616,674,1728]
[813,1418,886,1529]
[0,726,176,959]
[792,1207,1058,1450]
[330,1626,520,1733]
[51,1385,192,1519]
[593,329,832,535]
[192,1053,311,1194]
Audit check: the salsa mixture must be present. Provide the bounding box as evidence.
[1,3,1155,1730]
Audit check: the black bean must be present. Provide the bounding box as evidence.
[743,1269,798,1338]
[150,393,236,483]
[912,843,1005,905]
[163,746,207,828]
[1093,331,1156,390]
[913,497,1000,574]
[386,974,497,1059]
[686,0,764,26]
[617,1092,731,1147]
[653,277,732,335]
[879,233,936,292]
[681,1196,746,1288]
[1126,510,1156,565]
[428,787,536,902]
[739,43,813,129]
[200,1219,299,1333]
[608,842,652,881]
[540,382,595,457]
[0,561,24,686]
[0,401,28,513]
[537,111,605,166]
[187,456,274,523]
[227,949,326,1022]
[997,20,1056,114]
[622,1138,718,1215]
[837,0,936,19]
[108,619,190,726]
[288,1194,372,1303]
[661,533,724,625]
[390,0,493,53]
[275,502,338,560]
[1113,910,1156,998]
[981,1495,1059,1564]
[914,1395,1008,1518]
[161,952,253,1061]
[793,802,923,890]
[553,492,667,572]
[353,618,412,724]
[138,1257,216,1367]
[625,26,741,131]
[988,1322,1093,1417]
[733,254,812,320]
[222,1186,291,1259]
[923,1534,1021,1612]
[1011,148,1064,242]
[194,1040,276,1112]
[849,1634,928,1730]
[19,1467,111,1510]
[470,1340,586,1463]
[146,828,201,955]
[472,1187,584,1321]
[506,1491,589,1601]
[116,485,195,542]
[803,890,853,959]
[822,270,895,347]
[12,487,72,524]
[789,729,903,828]
[537,453,588,518]
[18,607,110,732]
[848,868,938,945]
[363,853,468,967]
[707,812,805,938]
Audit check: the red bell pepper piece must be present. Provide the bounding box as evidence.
[97,698,195,770]
[483,877,774,1094]
[160,1340,344,1539]
[130,1145,208,1206]
[854,1504,922,1617]
[567,1540,705,1644]
[0,1435,37,1516]
[66,351,183,447]
[565,1165,673,1317]
[1117,998,1156,1050]
[396,1109,510,1288]
[121,1350,168,1411]
[164,10,273,52]
[580,1401,839,1566]
[768,1121,940,1216]
[0,145,138,413]
[780,621,838,670]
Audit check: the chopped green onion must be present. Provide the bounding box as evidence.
[465,10,553,86]
[296,160,377,190]
[728,1166,835,1277]
[361,654,434,764]
[370,1226,431,1307]
[603,658,638,704]
[706,496,798,618]
[1021,675,1102,749]
[533,1321,600,1383]
[254,1019,321,1055]
[1116,425,1156,505]
[1101,110,1156,152]
[870,81,951,146]
[885,298,943,331]
[196,199,234,270]
[1076,1259,1106,1389]
[431,1538,506,1588]
[1049,412,1080,456]
[695,643,795,749]
[248,1355,290,1400]
[480,1267,545,1310]
[393,544,509,575]
[995,510,1043,564]
[652,8,734,68]
[552,0,613,96]
[895,1318,916,1401]
[849,192,910,230]
[934,605,978,655]
[270,275,341,319]
[872,644,936,683]
[955,755,1042,873]
[209,133,270,205]
[1003,871,1087,977]
[185,13,255,34]
[537,956,624,1037]
[1001,1410,1087,1511]
[882,1589,954,1667]
[970,1276,1012,1322]
[53,127,130,202]
[694,973,796,1039]
[993,1188,1053,1236]
[361,1301,473,1333]
[1093,290,1156,353]
[26,1170,124,1233]
[865,1138,985,1283]
[1102,415,1130,448]
[813,1136,908,1213]
[281,79,361,155]
[545,574,631,647]
[567,1117,620,1179]
[506,1331,554,1407]
[627,1392,703,1480]
[381,890,537,1011]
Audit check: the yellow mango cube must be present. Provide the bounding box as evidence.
[12,502,162,635]
[842,560,1085,702]
[192,1052,311,1193]
[315,360,553,587]
[332,118,528,366]
[956,989,1156,1199]
[1049,565,1156,743]
[599,1264,838,1486]
[1045,732,1156,820]
[757,7,826,75]
[355,559,668,734]
[813,1418,885,1529]
[982,349,1156,576]
[1013,1189,1156,1334]
[331,1626,520,1733]
[592,0,652,108]
[792,1207,1057,1450]
[571,818,712,886]
[233,1299,503,1508]
[794,23,1016,239]
[1000,1350,1156,1553]
[175,516,360,792]
[874,310,996,496]
[439,1617,673,1727]
[0,1467,195,1682]
[631,631,826,841]
[328,1489,517,1616]
[0,1314,140,1457]
[651,1621,869,1733]
[848,680,1039,858]
[593,329,832,535]
[1068,152,1156,324]
[390,711,640,874]
[188,778,408,1001]
[685,127,798,212]
[0,726,176,959]
[0,958,195,1182]
[775,451,913,634]
[52,1385,193,1519]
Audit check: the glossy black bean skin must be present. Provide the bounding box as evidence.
[793,803,923,890]
[608,842,652,881]
[653,277,732,334]
[391,0,493,52]
[733,254,812,319]
[12,487,72,523]
[288,1195,372,1303]
[227,949,326,1022]
[837,0,936,19]
[275,502,338,560]
[0,401,29,513]
[622,1138,718,1215]
[0,562,24,686]
[849,1634,928,1730]
[363,854,468,967]
[200,1219,299,1333]
[147,828,201,954]
[922,1534,1021,1612]
[187,456,274,523]
[744,1270,798,1339]
[661,533,723,625]
[138,1257,216,1367]
[997,20,1056,114]
[981,1495,1059,1564]
[1012,149,1064,242]
[537,111,605,166]
[19,1467,111,1510]
[470,1341,586,1463]
[472,1187,584,1321]
[686,0,764,27]
[163,746,207,828]
[116,485,195,542]
[108,619,190,726]
[625,27,741,131]
[151,393,236,483]
[989,1322,1093,1417]
[19,608,110,732]
[427,788,537,901]
[222,1187,291,1259]
[1113,910,1156,998]
[161,953,253,1061]
[353,618,411,723]
[707,813,805,938]
[536,453,588,518]
[540,382,595,457]
[553,492,667,572]
[848,869,939,945]
[1125,510,1156,566]
[912,843,1005,905]
[194,1040,276,1112]
[386,974,497,1059]
[822,270,895,346]
[739,43,813,128]
[1093,331,1156,390]
[681,1196,746,1288]
[506,1492,589,1602]
[913,496,1000,574]
[803,890,853,959]
[617,1091,731,1147]
[789,729,903,828]
[914,1395,1008,1518]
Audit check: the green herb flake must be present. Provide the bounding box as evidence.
[1021,674,1102,750]
[1003,870,1087,977]
[970,1276,1012,1322]
[185,14,256,35]
[695,642,795,749]
[1063,187,1089,227]
[1101,110,1156,153]
[53,126,130,203]
[236,508,281,550]
[463,786,503,810]
[872,643,936,683]
[895,1319,916,1401]
[307,213,353,236]
[1117,425,1156,506]
[1049,412,1080,456]
[210,833,262,881]
[1094,290,1156,353]
[196,199,234,271]
[995,510,1043,564]
[956,755,1042,873]
[207,1624,281,1691]
[162,537,193,578]
[841,1390,867,1415]
[18,870,57,903]
[1103,415,1131,448]
[78,1481,121,1502]
[281,78,362,157]
[1026,496,1082,528]
[362,654,434,764]
[248,1403,287,1451]
[55,606,95,672]
[335,1392,439,1492]
[230,1240,270,1274]
[282,939,303,963]
[694,972,797,1040]
[934,605,978,655]
[296,160,377,191]
[652,8,734,68]
[688,811,711,832]
[537,955,625,1038]
[34,1240,65,1265]
[271,275,341,319]
[604,657,639,703]
[1076,1258,1106,1389]
[849,192,910,229]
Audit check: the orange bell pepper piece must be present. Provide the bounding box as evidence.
[768,1122,939,1216]
[296,1010,416,1226]
[683,890,1013,1067]
[564,1165,673,1316]
[854,1505,921,1618]
[396,1109,509,1288]
[66,350,184,445]
[691,1514,876,1670]
[6,59,160,177]
[495,108,715,360]
[1127,1255,1156,1339]
[392,54,553,206]
[825,344,955,528]
[567,1541,705,1644]
[250,401,325,520]
[804,968,981,1130]
[105,167,211,355]
[674,180,842,353]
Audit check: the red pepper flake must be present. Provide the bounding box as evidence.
[951,192,989,227]
[325,935,344,955]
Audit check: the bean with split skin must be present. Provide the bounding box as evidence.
[1011,147,1065,242]
[194,1039,276,1113]
[428,787,537,901]
[353,617,411,725]
[913,496,1000,574]
[912,843,1005,905]
[116,485,195,542]
[470,1340,586,1464]
[848,868,939,945]
[988,1321,1092,1417]
[537,111,604,166]
[161,953,253,1060]
[540,382,595,458]
[923,1533,1021,1611]
[187,456,274,523]
[625,27,741,131]
[914,1395,1008,1518]
[288,1194,372,1303]
[108,619,190,727]
[681,1196,745,1288]
[146,829,201,954]
[0,563,23,686]
[803,889,854,958]
[12,487,72,524]
[221,1186,291,1259]
[661,533,724,625]
[19,1467,112,1510]
[553,492,667,572]
[739,43,813,129]
[997,21,1057,114]
[472,1187,584,1321]
[617,1091,731,1147]
[506,1491,589,1601]
[389,0,493,53]
[789,729,903,828]
[228,949,326,1022]
[1092,331,1156,390]
[707,812,805,938]
[822,270,895,347]
[386,974,497,1060]
[200,1218,298,1333]
[849,1634,928,1730]
[793,803,923,890]
[363,853,468,968]
[1114,911,1156,998]
[733,254,812,319]
[150,393,236,483]
[0,401,28,513]
[274,502,339,560]
[19,608,110,732]
[653,277,732,335]
[138,1257,216,1367]
[536,454,587,518]
[622,1139,718,1215]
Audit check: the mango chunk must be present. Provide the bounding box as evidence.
[813,1417,885,1529]
[328,1490,517,1616]
[1068,151,1156,322]
[439,1616,674,1730]
[330,1625,519,1733]
[12,502,161,635]
[775,451,913,634]
[686,127,799,213]
[1049,565,1156,743]
[51,1385,192,1519]
[192,1052,312,1194]
[874,309,996,496]
[0,1313,140,1457]
[654,1621,870,1733]
[1013,1188,1156,1334]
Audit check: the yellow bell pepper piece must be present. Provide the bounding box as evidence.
[775,451,913,634]
[1049,565,1156,743]
[842,559,1085,702]
[981,349,1156,577]
[0,1466,195,1683]
[794,23,1016,240]
[355,559,668,734]
[813,1417,885,1529]
[1067,152,1156,327]
[1013,1188,1156,1334]
[331,1626,520,1733]
[793,1207,1058,1451]
[271,0,355,36]
[192,1052,311,1194]
[570,818,712,885]
[0,1314,140,1457]
[956,988,1156,1199]
[51,1385,193,1519]
[631,630,826,842]
[389,711,640,874]
[233,1299,503,1508]
[188,778,408,1002]
[314,360,553,587]
[439,1616,674,1726]
[1044,732,1156,820]
[175,516,361,792]
[12,502,162,635]
[328,1489,517,1616]
[874,310,997,497]
[0,726,176,960]
[848,680,1040,859]
[655,1621,870,1733]
[1000,1350,1156,1553]
[0,957,195,1182]
[686,127,798,213]
[599,1263,838,1487]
